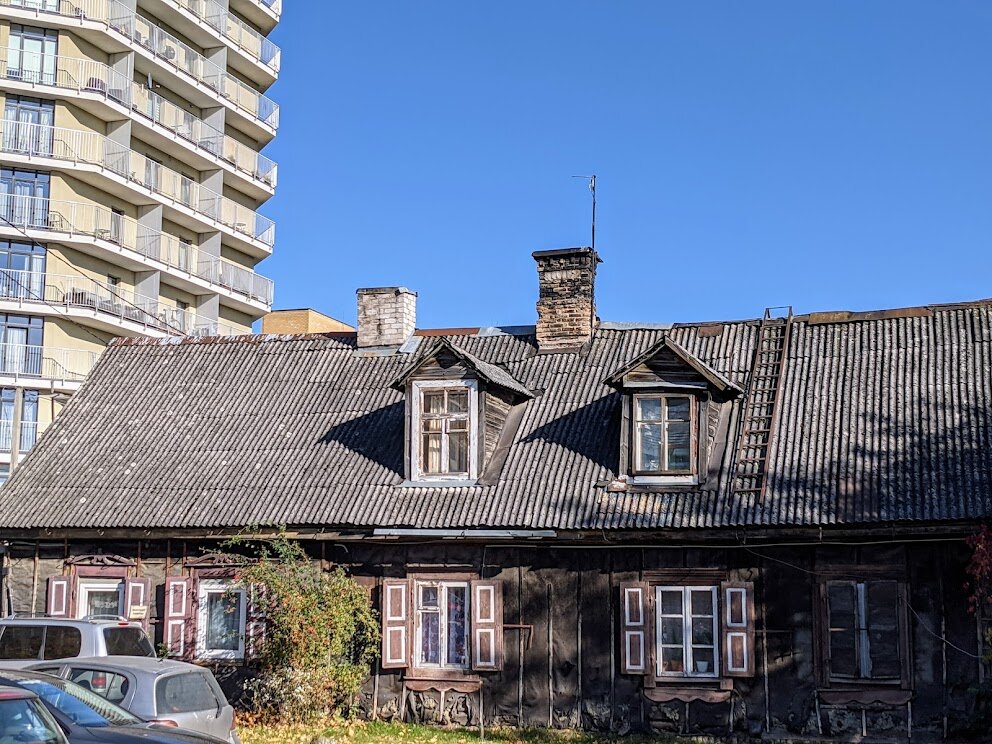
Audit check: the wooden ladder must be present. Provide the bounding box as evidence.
[732,306,793,501]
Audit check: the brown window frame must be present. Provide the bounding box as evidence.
[631,393,698,477]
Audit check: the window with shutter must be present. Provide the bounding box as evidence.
[381,579,410,669]
[619,582,650,675]
[124,578,151,630]
[46,576,70,618]
[470,580,502,671]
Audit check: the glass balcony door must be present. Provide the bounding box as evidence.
[3,96,55,156]
[0,169,50,229]
[7,26,57,86]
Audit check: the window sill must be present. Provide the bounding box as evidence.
[644,686,731,704]
[405,674,481,695]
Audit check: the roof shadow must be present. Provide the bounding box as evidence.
[521,392,620,473]
[319,401,404,474]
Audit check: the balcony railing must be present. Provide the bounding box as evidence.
[0,195,274,305]
[0,269,246,336]
[170,0,280,74]
[0,48,277,189]
[0,342,98,381]
[0,119,276,247]
[131,85,276,188]
[0,419,38,453]
[0,0,279,129]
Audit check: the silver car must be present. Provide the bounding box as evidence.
[0,618,154,669]
[26,656,240,744]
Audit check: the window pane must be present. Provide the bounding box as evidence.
[637,398,662,422]
[691,646,715,675]
[446,586,468,666]
[691,616,713,646]
[68,669,129,704]
[205,591,241,651]
[422,418,442,432]
[660,617,683,645]
[828,583,858,678]
[43,626,81,660]
[447,391,467,413]
[448,431,468,473]
[423,392,444,414]
[867,582,901,679]
[666,397,691,422]
[447,418,468,432]
[420,585,438,609]
[103,627,154,657]
[660,590,683,616]
[689,590,713,616]
[0,626,43,659]
[420,612,440,665]
[155,673,220,715]
[660,646,684,673]
[637,423,662,471]
[422,433,442,474]
[85,590,120,618]
[667,422,692,471]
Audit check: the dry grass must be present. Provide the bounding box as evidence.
[237,718,664,743]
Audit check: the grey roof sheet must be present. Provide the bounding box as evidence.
[3,301,992,532]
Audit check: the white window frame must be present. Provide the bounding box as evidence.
[632,393,697,477]
[76,579,123,620]
[413,580,470,671]
[196,579,247,661]
[655,585,719,679]
[410,379,478,481]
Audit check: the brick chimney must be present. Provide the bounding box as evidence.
[356,287,417,348]
[533,247,601,352]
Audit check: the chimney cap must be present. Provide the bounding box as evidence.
[356,286,417,296]
[532,246,602,263]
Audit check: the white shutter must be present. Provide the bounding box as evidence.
[381,579,410,669]
[722,581,755,677]
[620,582,651,675]
[470,579,503,671]
[46,576,71,618]
[164,577,194,659]
[124,578,151,630]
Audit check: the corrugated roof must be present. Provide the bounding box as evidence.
[3,300,991,532]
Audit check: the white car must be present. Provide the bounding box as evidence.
[27,656,240,744]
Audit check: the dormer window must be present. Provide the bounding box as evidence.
[633,394,695,475]
[412,379,478,480]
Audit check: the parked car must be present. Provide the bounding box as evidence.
[27,658,239,744]
[0,670,226,743]
[0,619,154,669]
[0,685,66,743]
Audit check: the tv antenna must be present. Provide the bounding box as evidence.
[572,174,596,251]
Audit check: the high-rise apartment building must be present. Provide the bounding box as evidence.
[0,0,280,480]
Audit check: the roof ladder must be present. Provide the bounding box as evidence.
[732,306,793,501]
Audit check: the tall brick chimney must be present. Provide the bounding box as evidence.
[356,287,417,348]
[533,247,601,352]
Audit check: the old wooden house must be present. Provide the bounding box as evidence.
[0,246,989,740]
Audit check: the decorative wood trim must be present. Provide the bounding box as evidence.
[818,689,912,706]
[404,677,482,693]
[66,554,135,568]
[643,569,727,584]
[643,687,731,704]
[184,553,244,569]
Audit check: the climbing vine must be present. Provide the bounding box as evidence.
[966,524,992,617]
[229,535,379,723]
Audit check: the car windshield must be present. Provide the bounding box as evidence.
[0,697,64,743]
[156,672,222,715]
[18,678,142,728]
[103,627,155,657]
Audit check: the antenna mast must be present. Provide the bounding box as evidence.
[572,174,597,250]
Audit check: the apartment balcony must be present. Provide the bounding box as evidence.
[0,0,279,138]
[0,342,99,391]
[0,50,277,197]
[0,119,275,255]
[0,269,247,337]
[0,196,273,314]
[229,0,279,35]
[144,0,280,85]
[0,419,38,454]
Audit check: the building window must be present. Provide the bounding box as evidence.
[196,580,246,660]
[0,388,38,452]
[633,394,695,475]
[825,581,902,682]
[0,315,43,376]
[0,169,50,229]
[76,579,123,619]
[415,581,469,670]
[655,586,719,678]
[6,26,57,86]
[3,96,54,157]
[0,240,45,300]
[411,380,477,480]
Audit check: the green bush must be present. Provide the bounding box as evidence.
[231,536,379,723]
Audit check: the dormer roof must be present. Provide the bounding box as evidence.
[390,337,533,399]
[604,335,743,395]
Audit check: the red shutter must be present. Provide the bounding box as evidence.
[470,579,503,671]
[620,582,651,675]
[722,581,755,677]
[46,576,71,618]
[164,577,195,660]
[381,579,410,669]
[124,578,151,630]
[246,584,268,662]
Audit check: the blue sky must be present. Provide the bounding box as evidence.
[261,2,992,329]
